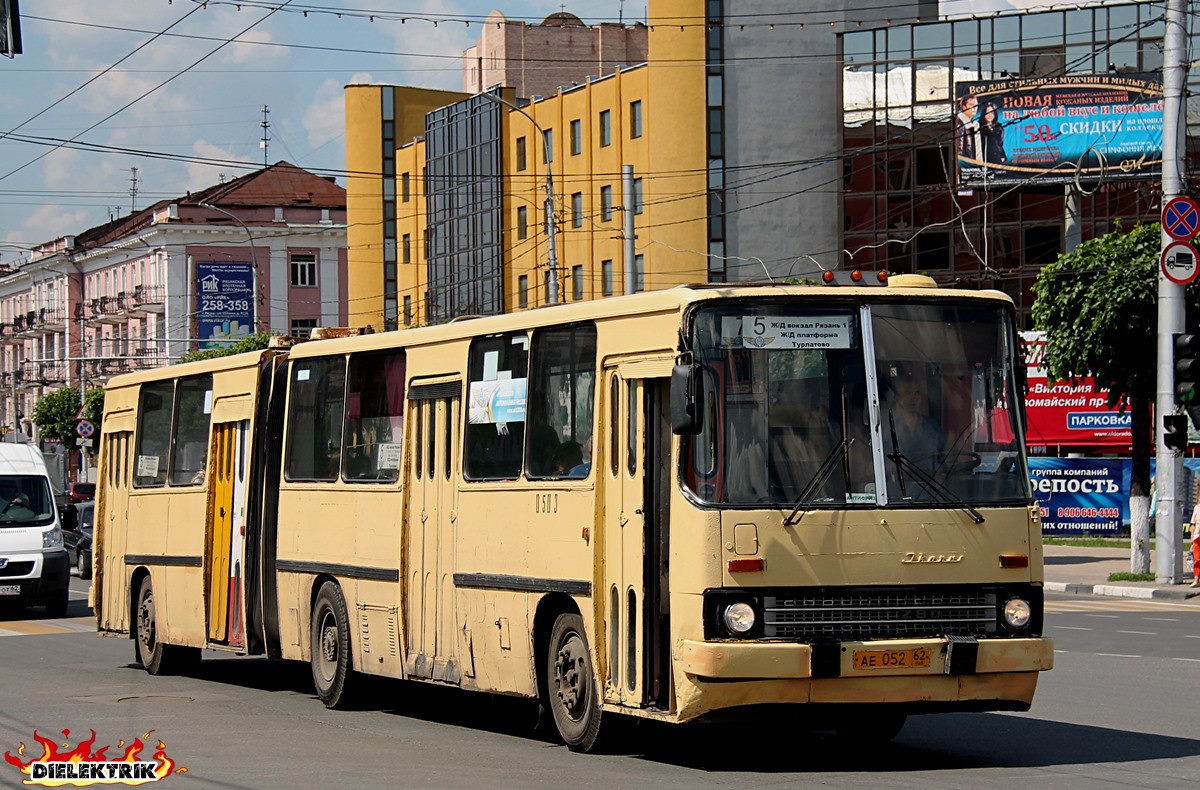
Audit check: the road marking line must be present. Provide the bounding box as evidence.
[1096,653,1141,658]
[1173,658,1200,663]
[1053,626,1092,631]
[1144,618,1179,622]
[1084,614,1119,618]
[1117,630,1156,635]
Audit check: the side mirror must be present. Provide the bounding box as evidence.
[670,363,702,435]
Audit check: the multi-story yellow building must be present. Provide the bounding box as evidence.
[344,5,707,328]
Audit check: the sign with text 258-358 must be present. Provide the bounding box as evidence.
[196,261,254,348]
[955,74,1162,189]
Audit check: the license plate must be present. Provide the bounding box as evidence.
[853,647,931,670]
[0,585,19,595]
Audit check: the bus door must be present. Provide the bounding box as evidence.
[601,363,670,708]
[404,380,462,683]
[205,420,249,647]
[97,424,135,633]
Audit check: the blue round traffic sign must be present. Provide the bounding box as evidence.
[76,419,94,438]
[1163,197,1200,241]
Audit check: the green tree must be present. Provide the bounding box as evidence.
[30,386,105,452]
[177,332,273,364]
[1032,221,1177,573]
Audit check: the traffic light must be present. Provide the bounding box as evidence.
[1164,414,1189,452]
[1174,333,1200,404]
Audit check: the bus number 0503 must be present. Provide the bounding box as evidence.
[535,493,558,514]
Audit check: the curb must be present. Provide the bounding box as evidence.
[1045,581,1200,601]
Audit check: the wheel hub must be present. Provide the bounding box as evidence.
[320,623,338,662]
[554,637,587,715]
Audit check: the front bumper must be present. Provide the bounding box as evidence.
[680,636,1054,679]
[0,549,70,606]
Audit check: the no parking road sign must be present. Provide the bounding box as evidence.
[1162,240,1200,285]
[75,419,94,439]
[1163,196,1200,241]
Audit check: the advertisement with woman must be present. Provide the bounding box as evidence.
[955,74,1163,187]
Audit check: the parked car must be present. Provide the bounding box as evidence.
[68,482,95,504]
[62,501,93,580]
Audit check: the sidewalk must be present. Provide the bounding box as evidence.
[1043,544,1200,601]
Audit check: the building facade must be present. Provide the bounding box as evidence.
[463,11,647,100]
[842,1,1194,328]
[0,162,348,438]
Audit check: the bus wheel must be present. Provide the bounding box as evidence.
[135,576,200,675]
[546,612,603,752]
[311,581,356,708]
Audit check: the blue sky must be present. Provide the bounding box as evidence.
[0,0,1038,256]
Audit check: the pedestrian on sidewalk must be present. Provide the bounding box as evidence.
[1191,502,1200,587]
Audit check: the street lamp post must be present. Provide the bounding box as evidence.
[480,92,560,305]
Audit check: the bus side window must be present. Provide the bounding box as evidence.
[526,323,596,479]
[285,358,347,482]
[464,332,529,481]
[343,349,405,483]
[169,374,212,486]
[134,382,173,488]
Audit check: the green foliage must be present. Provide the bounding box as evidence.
[30,386,105,452]
[1031,221,1163,409]
[177,332,273,364]
[1107,572,1155,582]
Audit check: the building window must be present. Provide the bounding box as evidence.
[570,119,582,155]
[572,265,584,300]
[401,172,411,202]
[543,129,554,163]
[599,110,611,147]
[633,178,643,215]
[600,185,613,222]
[572,192,583,227]
[516,136,527,171]
[290,254,317,287]
[402,234,412,264]
[519,275,529,308]
[630,100,643,138]
[291,318,319,338]
[517,206,528,240]
[634,254,645,292]
[602,260,613,296]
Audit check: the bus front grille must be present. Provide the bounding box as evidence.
[763,591,995,640]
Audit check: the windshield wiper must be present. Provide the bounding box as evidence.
[886,413,984,524]
[784,438,853,526]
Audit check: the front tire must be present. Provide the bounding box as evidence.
[135,576,200,675]
[546,612,603,752]
[310,581,357,708]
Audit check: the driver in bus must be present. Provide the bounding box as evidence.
[882,375,947,472]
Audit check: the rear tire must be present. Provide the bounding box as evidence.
[135,576,200,675]
[546,612,603,752]
[310,581,357,708]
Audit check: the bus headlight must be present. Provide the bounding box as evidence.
[1003,597,1031,629]
[43,526,64,550]
[722,602,756,634]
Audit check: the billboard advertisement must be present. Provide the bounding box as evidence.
[955,74,1163,188]
[196,261,254,348]
[1021,331,1132,448]
[1030,457,1128,535]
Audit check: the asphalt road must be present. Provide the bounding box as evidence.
[0,581,1196,789]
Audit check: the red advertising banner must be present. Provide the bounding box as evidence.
[1021,332,1132,448]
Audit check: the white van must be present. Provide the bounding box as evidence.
[0,443,70,617]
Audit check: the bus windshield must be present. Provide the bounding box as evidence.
[683,300,1030,509]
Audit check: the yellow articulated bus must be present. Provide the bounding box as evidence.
[92,276,1052,751]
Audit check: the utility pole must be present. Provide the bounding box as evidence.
[260,105,271,166]
[1154,0,1188,583]
[622,165,637,295]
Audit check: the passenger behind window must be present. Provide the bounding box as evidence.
[553,440,589,478]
